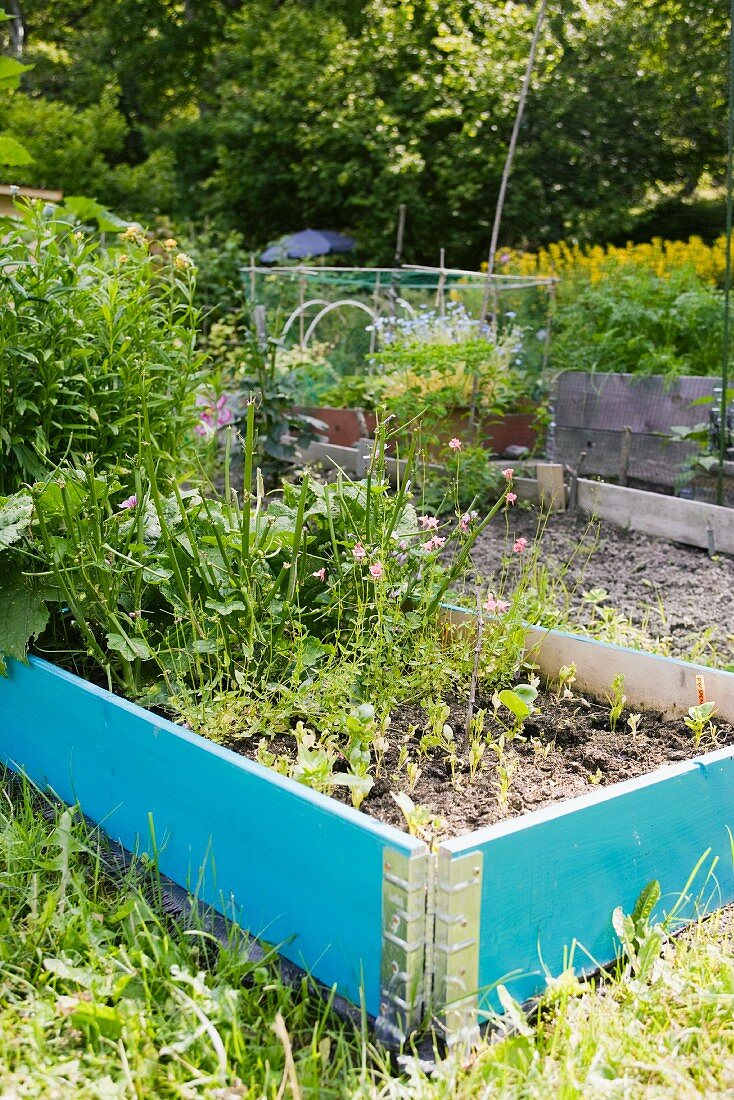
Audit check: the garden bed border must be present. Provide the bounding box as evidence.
[2,626,734,1049]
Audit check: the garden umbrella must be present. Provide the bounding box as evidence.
[259,229,356,264]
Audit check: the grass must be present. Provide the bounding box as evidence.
[3,779,734,1097]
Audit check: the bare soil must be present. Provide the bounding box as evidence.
[362,506,734,836]
[469,505,734,666]
[362,687,734,838]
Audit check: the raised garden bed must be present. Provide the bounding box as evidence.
[2,625,734,1049]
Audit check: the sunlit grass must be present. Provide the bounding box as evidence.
[3,778,734,1098]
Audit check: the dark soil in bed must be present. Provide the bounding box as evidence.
[360,687,734,838]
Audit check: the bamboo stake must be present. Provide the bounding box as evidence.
[478,0,549,332]
[717,0,734,505]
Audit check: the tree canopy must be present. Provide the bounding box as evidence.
[1,0,726,263]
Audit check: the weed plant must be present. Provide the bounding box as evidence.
[5,779,734,1096]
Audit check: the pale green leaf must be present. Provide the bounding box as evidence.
[0,493,33,550]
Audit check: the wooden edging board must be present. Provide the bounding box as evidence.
[442,610,734,1022]
[577,477,734,555]
[2,626,734,1043]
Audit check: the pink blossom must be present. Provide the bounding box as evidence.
[398,539,408,551]
[424,535,447,553]
[419,515,439,530]
[312,567,326,581]
[448,437,462,451]
[484,594,510,614]
[502,467,514,481]
[118,495,138,510]
[506,492,517,505]
[195,390,234,437]
[352,543,367,561]
[513,537,528,554]
[369,561,384,579]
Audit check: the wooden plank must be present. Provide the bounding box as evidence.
[523,625,734,719]
[555,371,714,433]
[0,657,423,1015]
[444,747,734,1012]
[535,463,566,511]
[576,479,734,554]
[514,476,539,503]
[441,609,734,721]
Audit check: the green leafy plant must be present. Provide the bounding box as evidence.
[612,880,663,981]
[0,204,203,495]
[606,673,626,734]
[683,701,718,749]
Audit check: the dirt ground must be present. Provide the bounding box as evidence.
[467,504,734,668]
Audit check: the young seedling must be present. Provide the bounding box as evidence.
[627,712,642,737]
[494,757,518,811]
[606,673,626,733]
[555,662,577,701]
[497,683,538,740]
[683,701,718,749]
[391,792,445,844]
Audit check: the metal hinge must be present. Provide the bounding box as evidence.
[375,846,430,1046]
[431,848,483,1050]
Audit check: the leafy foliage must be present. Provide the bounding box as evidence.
[0,204,203,494]
[1,0,727,258]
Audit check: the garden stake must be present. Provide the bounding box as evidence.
[718,0,734,505]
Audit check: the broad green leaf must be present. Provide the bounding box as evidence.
[106,633,152,662]
[0,493,33,550]
[0,135,33,166]
[63,195,129,232]
[0,559,49,667]
[498,688,531,721]
[0,55,33,90]
[631,879,661,928]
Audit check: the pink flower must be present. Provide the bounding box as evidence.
[312,567,326,581]
[484,594,509,614]
[502,467,514,481]
[506,492,517,505]
[369,561,384,579]
[448,438,462,451]
[513,537,528,554]
[118,495,138,510]
[419,516,439,530]
[424,536,446,553]
[352,543,367,561]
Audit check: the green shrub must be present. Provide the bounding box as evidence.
[0,203,204,494]
[551,266,726,377]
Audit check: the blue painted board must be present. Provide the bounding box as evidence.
[0,657,422,1014]
[444,747,734,1013]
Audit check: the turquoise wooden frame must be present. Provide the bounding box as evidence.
[2,629,734,1042]
[0,655,422,1018]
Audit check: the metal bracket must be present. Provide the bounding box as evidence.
[431,848,483,1050]
[375,846,430,1046]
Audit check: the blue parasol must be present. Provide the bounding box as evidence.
[260,229,356,264]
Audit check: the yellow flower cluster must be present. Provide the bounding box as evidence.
[496,236,729,287]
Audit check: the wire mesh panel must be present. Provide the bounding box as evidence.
[551,371,717,490]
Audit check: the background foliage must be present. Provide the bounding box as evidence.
[0,0,727,263]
